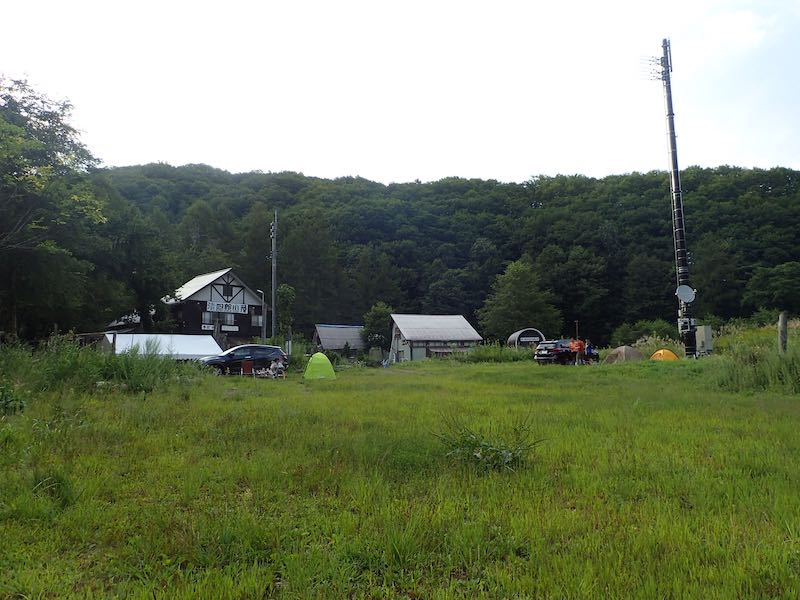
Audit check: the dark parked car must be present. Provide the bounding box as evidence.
[200,344,288,375]
[534,339,574,365]
[534,339,599,365]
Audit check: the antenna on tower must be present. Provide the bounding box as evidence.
[658,38,697,358]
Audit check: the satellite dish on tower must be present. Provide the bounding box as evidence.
[675,285,696,304]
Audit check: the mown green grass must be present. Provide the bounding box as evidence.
[2,359,800,598]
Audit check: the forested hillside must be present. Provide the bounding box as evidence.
[2,80,799,343]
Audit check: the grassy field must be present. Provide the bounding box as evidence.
[2,354,800,598]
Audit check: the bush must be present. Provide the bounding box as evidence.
[749,308,782,327]
[0,335,201,395]
[633,334,685,360]
[712,342,800,394]
[433,414,544,472]
[102,342,196,393]
[611,319,678,347]
[0,383,26,415]
[445,343,532,364]
[284,337,312,373]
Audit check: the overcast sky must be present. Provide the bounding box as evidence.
[3,0,799,184]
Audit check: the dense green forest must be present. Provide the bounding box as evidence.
[2,79,799,344]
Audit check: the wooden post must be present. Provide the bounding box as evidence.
[778,311,788,354]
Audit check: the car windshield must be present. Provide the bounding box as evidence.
[221,345,281,357]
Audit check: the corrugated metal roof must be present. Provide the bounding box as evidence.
[102,334,223,360]
[391,314,482,342]
[314,324,365,350]
[166,268,232,303]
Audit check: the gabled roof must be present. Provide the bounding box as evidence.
[166,268,232,303]
[314,324,365,351]
[391,314,482,342]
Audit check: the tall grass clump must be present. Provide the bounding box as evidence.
[0,335,201,395]
[0,382,27,415]
[713,342,800,393]
[103,340,199,393]
[285,338,312,372]
[633,334,685,360]
[446,343,532,363]
[433,413,544,471]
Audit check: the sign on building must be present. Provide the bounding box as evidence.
[206,301,248,314]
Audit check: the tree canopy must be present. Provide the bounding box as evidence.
[478,258,562,341]
[2,80,799,344]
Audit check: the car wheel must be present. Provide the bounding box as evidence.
[214,366,225,376]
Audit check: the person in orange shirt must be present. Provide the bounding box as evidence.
[574,338,586,365]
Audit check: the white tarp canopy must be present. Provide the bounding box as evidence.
[100,333,223,360]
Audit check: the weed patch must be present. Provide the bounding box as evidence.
[712,343,800,393]
[31,468,79,509]
[434,413,544,471]
[0,383,26,415]
[445,343,533,363]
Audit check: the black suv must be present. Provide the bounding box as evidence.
[534,339,574,365]
[200,344,288,375]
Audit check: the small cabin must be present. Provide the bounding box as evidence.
[389,314,482,362]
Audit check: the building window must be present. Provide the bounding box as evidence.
[223,284,233,298]
[203,312,234,326]
[251,313,263,327]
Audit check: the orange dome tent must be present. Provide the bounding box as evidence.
[650,348,679,361]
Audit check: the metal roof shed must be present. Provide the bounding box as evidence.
[389,314,482,362]
[313,324,365,352]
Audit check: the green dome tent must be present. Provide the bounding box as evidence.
[303,352,336,380]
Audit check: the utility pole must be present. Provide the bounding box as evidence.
[270,209,277,339]
[257,289,267,342]
[660,38,697,358]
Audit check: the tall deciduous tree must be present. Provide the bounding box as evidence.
[279,209,344,330]
[534,245,610,340]
[478,258,562,341]
[362,301,394,351]
[276,283,296,338]
[0,79,103,337]
[743,262,800,315]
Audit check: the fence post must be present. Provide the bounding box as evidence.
[778,311,788,354]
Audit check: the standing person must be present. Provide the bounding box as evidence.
[586,339,594,363]
[575,338,586,365]
[568,338,577,365]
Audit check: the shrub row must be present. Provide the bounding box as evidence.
[712,342,800,394]
[0,335,202,397]
[445,343,533,364]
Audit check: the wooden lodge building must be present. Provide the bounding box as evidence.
[163,268,267,343]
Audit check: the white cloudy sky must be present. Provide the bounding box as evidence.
[3,0,799,184]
